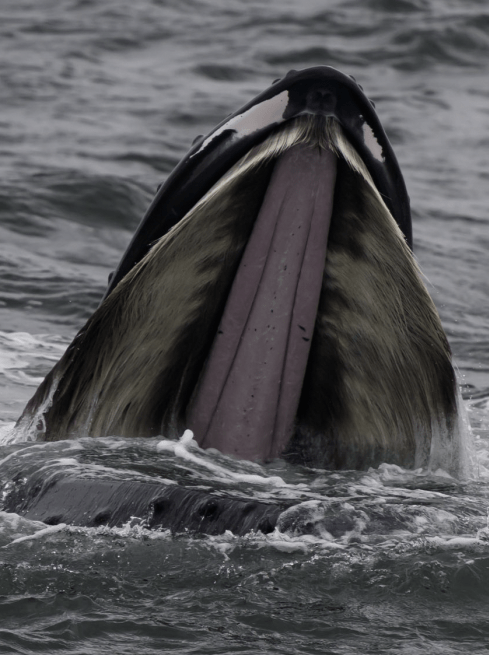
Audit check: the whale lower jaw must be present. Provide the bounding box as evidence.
[2,473,283,536]
[17,115,457,471]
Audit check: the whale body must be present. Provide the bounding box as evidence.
[16,66,458,481]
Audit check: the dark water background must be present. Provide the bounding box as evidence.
[1,0,489,653]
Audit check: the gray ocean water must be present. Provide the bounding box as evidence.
[1,0,489,653]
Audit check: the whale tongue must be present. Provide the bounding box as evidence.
[188,142,337,461]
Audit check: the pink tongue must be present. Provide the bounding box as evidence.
[188,143,337,461]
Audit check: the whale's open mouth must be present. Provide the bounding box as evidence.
[18,67,457,471]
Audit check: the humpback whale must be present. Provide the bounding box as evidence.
[8,67,462,533]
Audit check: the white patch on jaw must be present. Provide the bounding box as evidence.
[362,121,384,162]
[194,91,290,155]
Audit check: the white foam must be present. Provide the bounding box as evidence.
[425,535,482,549]
[265,529,345,553]
[79,521,172,541]
[427,384,476,480]
[0,510,47,534]
[0,331,70,444]
[157,430,291,488]
[2,522,67,547]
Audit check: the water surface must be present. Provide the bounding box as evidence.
[1,0,489,652]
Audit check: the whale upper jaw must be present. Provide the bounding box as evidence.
[16,68,458,472]
[104,66,412,301]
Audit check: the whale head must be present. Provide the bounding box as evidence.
[17,66,458,471]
